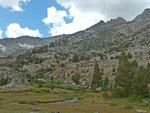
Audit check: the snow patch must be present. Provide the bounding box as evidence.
[19,43,34,49]
[0,44,6,52]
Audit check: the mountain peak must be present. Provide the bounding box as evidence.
[87,17,126,31]
[87,20,106,30]
[134,8,150,22]
[99,20,106,25]
[106,17,126,26]
[116,17,126,22]
[143,8,150,14]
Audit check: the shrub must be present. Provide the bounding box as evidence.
[72,73,80,84]
[72,54,79,62]
[102,92,111,99]
[127,52,133,58]
[128,95,142,103]
[0,76,10,86]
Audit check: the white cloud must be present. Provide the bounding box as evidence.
[57,0,150,20]
[42,7,68,26]
[43,0,150,36]
[5,23,42,38]
[43,6,104,36]
[0,28,3,39]
[0,0,30,12]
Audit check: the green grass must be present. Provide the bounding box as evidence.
[42,82,89,92]
[109,102,118,106]
[0,88,150,113]
[0,88,50,93]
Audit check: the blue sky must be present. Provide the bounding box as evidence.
[0,0,150,39]
[0,0,71,38]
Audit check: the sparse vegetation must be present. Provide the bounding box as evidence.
[0,76,11,86]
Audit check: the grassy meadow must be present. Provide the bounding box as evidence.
[0,88,150,113]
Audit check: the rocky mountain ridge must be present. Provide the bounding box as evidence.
[0,8,150,89]
[0,9,150,57]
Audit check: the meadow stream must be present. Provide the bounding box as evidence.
[49,97,79,104]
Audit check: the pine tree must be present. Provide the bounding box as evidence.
[104,76,109,87]
[115,51,135,97]
[92,62,102,88]
[72,73,80,84]
[72,65,80,84]
[133,66,149,97]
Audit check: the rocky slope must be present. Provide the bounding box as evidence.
[0,35,65,57]
[0,8,150,88]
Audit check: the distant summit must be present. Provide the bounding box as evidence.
[106,17,126,26]
[143,8,150,14]
[134,8,150,22]
[88,17,126,31]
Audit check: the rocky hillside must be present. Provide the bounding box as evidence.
[0,35,65,57]
[0,8,150,89]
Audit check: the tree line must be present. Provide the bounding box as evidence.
[90,51,150,98]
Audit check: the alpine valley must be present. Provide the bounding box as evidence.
[0,9,150,113]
